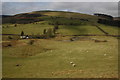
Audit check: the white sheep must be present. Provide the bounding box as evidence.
[104,54,106,56]
[72,64,76,67]
[26,37,29,39]
[70,62,73,64]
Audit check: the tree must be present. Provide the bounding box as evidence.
[53,27,56,34]
[28,40,34,45]
[46,28,54,38]
[43,29,47,34]
[54,24,59,30]
[21,31,24,36]
[14,24,17,27]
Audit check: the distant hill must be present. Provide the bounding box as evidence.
[2,11,98,24]
[114,17,120,20]
[94,13,113,20]
[2,10,120,26]
[0,15,13,18]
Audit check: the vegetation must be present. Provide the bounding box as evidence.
[45,28,54,38]
[8,36,13,39]
[2,11,119,78]
[28,40,35,45]
[43,29,47,34]
[98,19,119,26]
[21,31,24,36]
[94,13,113,20]
[2,36,118,78]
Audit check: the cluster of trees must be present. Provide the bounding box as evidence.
[94,13,119,26]
[47,16,88,26]
[2,13,45,24]
[2,17,44,24]
[16,18,43,24]
[20,25,59,39]
[70,17,88,21]
[94,13,113,20]
[1,15,12,18]
[14,13,45,17]
[50,16,64,19]
[43,25,59,38]
[50,16,88,21]
[48,22,81,26]
[98,19,120,27]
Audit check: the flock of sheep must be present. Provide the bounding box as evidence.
[70,62,76,67]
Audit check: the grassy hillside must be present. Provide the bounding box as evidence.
[3,36,118,78]
[2,11,120,36]
[2,23,119,35]
[2,11,119,78]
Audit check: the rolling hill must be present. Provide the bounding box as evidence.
[2,11,120,36]
[2,11,119,78]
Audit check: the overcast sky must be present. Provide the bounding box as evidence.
[2,2,118,17]
[1,0,119,2]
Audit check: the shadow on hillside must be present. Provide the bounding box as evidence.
[61,25,88,35]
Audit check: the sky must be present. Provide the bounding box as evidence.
[2,2,119,17]
[1,0,120,2]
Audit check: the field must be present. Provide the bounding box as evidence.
[2,23,119,35]
[2,36,118,78]
[2,11,119,78]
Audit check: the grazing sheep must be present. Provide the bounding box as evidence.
[104,54,106,56]
[70,62,73,64]
[26,37,29,39]
[72,64,76,67]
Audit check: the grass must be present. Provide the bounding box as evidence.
[32,11,98,22]
[3,23,119,35]
[2,11,120,36]
[2,36,118,78]
[98,24,119,35]
[2,11,119,78]
[2,23,53,35]
[58,25,104,35]
[2,20,120,35]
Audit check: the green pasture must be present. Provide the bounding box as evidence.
[2,11,119,78]
[2,36,118,78]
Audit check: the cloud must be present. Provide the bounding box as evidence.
[2,2,51,15]
[47,2,118,16]
[2,2,118,17]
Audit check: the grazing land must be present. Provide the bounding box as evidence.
[2,11,119,78]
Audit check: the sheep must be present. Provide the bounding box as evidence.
[104,54,107,56]
[72,64,76,67]
[70,62,76,67]
[26,37,29,39]
[70,62,73,64]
